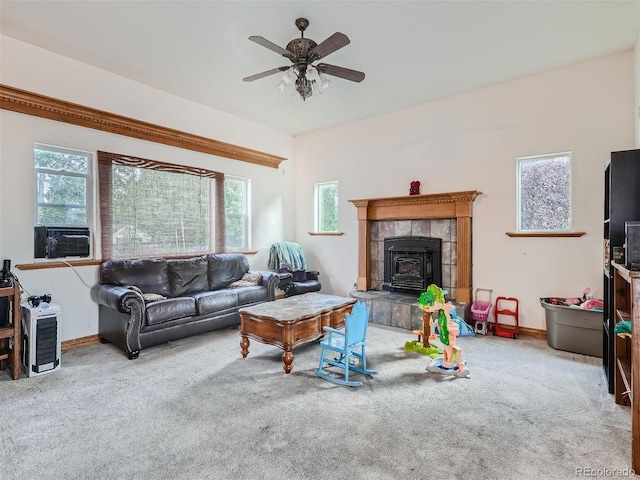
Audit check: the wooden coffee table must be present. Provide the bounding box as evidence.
[239,292,356,373]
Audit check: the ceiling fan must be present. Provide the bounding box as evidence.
[243,18,365,100]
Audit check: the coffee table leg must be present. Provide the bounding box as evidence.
[283,350,294,374]
[240,335,250,358]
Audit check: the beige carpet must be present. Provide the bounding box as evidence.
[0,324,632,480]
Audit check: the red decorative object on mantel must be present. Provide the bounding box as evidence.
[410,181,421,195]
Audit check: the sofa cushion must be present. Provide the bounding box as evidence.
[292,270,307,282]
[235,285,268,305]
[125,285,167,303]
[100,258,171,298]
[168,255,209,297]
[208,253,249,290]
[193,290,238,316]
[146,297,196,326]
[229,272,263,288]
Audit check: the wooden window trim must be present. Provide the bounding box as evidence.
[505,232,585,237]
[16,260,102,270]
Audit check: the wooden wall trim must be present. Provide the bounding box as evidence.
[0,84,286,169]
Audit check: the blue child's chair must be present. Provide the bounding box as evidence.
[315,301,378,387]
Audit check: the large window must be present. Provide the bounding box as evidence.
[34,144,92,227]
[224,176,250,251]
[517,152,572,232]
[98,151,225,259]
[315,181,339,233]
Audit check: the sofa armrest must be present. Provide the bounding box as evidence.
[306,271,320,281]
[92,284,146,356]
[91,284,144,314]
[249,270,279,301]
[276,271,293,290]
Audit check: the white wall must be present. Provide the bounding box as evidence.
[1,33,635,338]
[636,29,640,147]
[0,36,295,341]
[294,51,635,331]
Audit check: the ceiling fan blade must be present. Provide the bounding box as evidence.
[316,63,365,82]
[248,36,293,59]
[311,32,350,59]
[243,66,290,82]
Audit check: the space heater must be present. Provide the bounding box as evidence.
[21,301,61,377]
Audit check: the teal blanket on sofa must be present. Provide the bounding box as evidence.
[268,242,307,272]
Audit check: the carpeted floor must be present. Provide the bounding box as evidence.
[0,324,633,480]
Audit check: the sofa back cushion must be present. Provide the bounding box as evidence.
[207,253,249,290]
[100,258,171,297]
[168,255,209,297]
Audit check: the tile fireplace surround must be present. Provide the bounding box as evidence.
[349,190,480,304]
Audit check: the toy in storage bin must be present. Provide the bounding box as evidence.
[471,288,492,335]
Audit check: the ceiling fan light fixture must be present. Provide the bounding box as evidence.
[319,72,331,90]
[276,66,329,100]
[295,76,312,100]
[276,67,296,92]
[310,80,322,97]
[245,18,364,101]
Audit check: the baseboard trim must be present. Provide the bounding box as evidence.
[483,323,546,340]
[517,326,547,340]
[62,334,100,351]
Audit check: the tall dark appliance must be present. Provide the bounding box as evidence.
[603,150,640,393]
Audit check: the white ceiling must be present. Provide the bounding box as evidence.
[1,1,639,136]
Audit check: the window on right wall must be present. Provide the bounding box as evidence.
[517,152,572,232]
[224,175,251,251]
[315,181,339,233]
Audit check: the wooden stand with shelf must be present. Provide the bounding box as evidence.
[612,262,640,470]
[0,281,21,380]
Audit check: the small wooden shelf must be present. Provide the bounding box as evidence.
[0,325,15,340]
[0,281,21,380]
[617,310,631,323]
[616,332,633,405]
[617,357,632,401]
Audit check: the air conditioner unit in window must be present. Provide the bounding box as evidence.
[34,226,91,259]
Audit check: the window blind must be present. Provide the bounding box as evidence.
[97,151,225,259]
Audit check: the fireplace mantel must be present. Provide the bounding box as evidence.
[349,190,480,303]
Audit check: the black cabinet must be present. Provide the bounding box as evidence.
[603,149,640,393]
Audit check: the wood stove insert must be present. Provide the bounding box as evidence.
[384,236,442,294]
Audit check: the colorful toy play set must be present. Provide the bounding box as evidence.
[411,284,474,378]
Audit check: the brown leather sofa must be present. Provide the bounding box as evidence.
[92,253,278,359]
